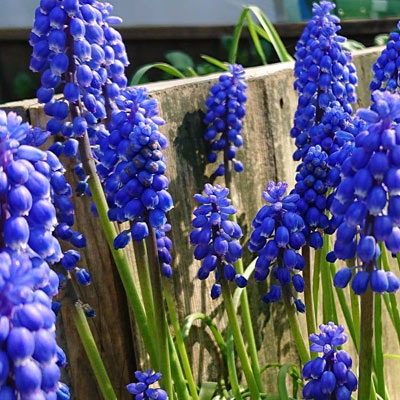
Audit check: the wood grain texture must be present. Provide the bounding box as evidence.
[3,46,400,398]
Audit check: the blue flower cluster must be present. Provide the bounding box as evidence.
[248,181,306,312]
[190,184,247,299]
[302,322,357,400]
[98,87,174,277]
[30,0,128,141]
[291,1,357,161]
[0,111,70,398]
[203,64,247,175]
[293,145,329,249]
[370,23,400,92]
[331,91,400,295]
[126,370,167,399]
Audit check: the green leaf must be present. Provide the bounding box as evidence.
[232,258,257,310]
[181,312,226,355]
[247,6,293,62]
[277,363,295,400]
[229,8,249,64]
[130,63,185,85]
[245,13,267,65]
[341,39,365,52]
[165,51,195,71]
[198,382,217,400]
[384,353,400,360]
[200,55,229,71]
[374,34,389,47]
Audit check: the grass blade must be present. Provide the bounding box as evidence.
[198,382,217,400]
[229,8,248,64]
[200,55,229,71]
[247,6,293,62]
[130,63,186,85]
[245,13,267,65]
[277,363,295,400]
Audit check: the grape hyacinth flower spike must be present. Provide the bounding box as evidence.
[0,110,71,398]
[370,22,400,92]
[190,184,247,299]
[302,322,357,399]
[127,370,168,399]
[331,90,400,295]
[98,87,174,277]
[248,181,306,312]
[203,64,247,175]
[291,1,358,161]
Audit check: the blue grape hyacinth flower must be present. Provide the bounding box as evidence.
[126,370,168,399]
[291,1,357,161]
[330,91,400,295]
[0,111,71,398]
[98,87,174,277]
[30,0,128,141]
[302,322,357,400]
[191,184,247,299]
[248,181,306,312]
[203,64,247,175]
[370,22,400,92]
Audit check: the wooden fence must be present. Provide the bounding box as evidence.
[2,46,400,399]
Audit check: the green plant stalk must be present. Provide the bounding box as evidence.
[302,245,316,357]
[329,264,358,351]
[145,230,173,398]
[132,240,158,369]
[226,326,243,400]
[72,302,117,400]
[167,331,191,400]
[312,248,321,325]
[282,287,310,365]
[220,278,261,400]
[77,134,158,367]
[358,272,374,400]
[347,259,361,350]
[165,288,199,400]
[224,157,263,393]
[374,293,385,399]
[380,244,400,346]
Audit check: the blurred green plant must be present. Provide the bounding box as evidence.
[130,5,293,85]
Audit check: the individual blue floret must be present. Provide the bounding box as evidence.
[126,370,168,399]
[203,64,247,175]
[302,322,357,400]
[191,184,247,299]
[291,1,357,161]
[249,181,306,312]
[331,90,400,295]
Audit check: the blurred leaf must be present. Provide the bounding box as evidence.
[247,6,293,62]
[229,8,248,64]
[221,35,233,54]
[198,382,217,400]
[165,50,195,71]
[374,34,389,46]
[384,354,400,360]
[130,63,185,85]
[196,62,220,76]
[13,72,36,100]
[245,13,267,64]
[200,55,229,71]
[341,39,365,52]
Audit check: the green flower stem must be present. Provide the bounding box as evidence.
[220,278,261,400]
[302,245,316,357]
[312,248,321,325]
[374,292,385,399]
[77,134,158,367]
[167,330,191,400]
[224,158,263,393]
[226,326,243,400]
[282,287,310,365]
[72,301,117,400]
[132,240,158,369]
[347,259,360,350]
[145,230,173,398]
[358,263,374,400]
[164,288,199,400]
